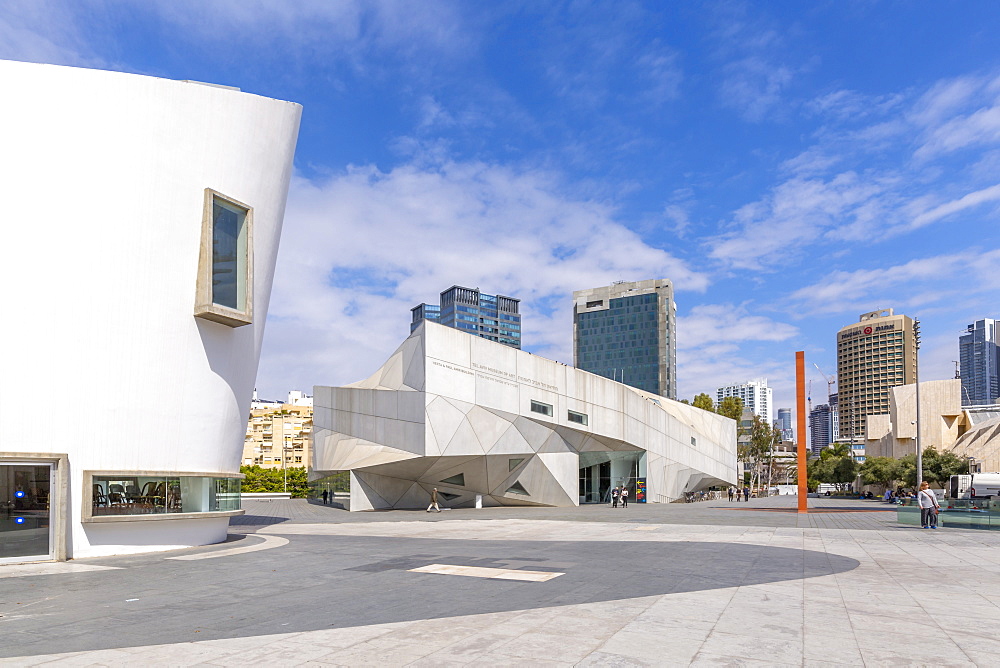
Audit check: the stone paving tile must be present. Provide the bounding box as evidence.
[6,496,1000,666]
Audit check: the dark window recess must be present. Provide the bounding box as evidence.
[509,458,525,472]
[440,473,465,486]
[506,481,529,496]
[586,300,603,308]
[567,410,588,426]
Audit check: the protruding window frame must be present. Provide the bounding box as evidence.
[194,188,254,327]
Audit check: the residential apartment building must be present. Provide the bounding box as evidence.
[717,378,773,425]
[411,285,521,348]
[243,401,313,469]
[836,309,917,442]
[573,279,677,399]
[959,319,1000,405]
[829,392,840,442]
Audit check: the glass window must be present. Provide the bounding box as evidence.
[530,400,553,417]
[568,410,588,425]
[195,189,253,327]
[90,474,241,517]
[211,199,248,311]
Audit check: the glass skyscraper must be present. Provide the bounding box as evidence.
[960,319,1000,405]
[572,279,676,399]
[411,285,521,348]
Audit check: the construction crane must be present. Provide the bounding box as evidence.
[813,363,836,404]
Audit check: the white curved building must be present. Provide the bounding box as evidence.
[0,60,300,562]
[313,323,737,510]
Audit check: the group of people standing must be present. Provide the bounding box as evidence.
[609,486,630,508]
[727,486,751,502]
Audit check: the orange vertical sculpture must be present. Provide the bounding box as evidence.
[796,351,808,513]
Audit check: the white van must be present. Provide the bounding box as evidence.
[948,473,1000,499]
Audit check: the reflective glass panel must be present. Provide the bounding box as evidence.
[1,464,51,561]
[92,476,241,516]
[212,198,248,311]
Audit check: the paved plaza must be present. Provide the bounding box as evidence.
[3,496,1000,666]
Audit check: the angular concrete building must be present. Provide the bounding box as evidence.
[312,323,736,510]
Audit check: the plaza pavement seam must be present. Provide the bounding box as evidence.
[687,527,775,666]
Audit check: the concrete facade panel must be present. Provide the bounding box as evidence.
[313,323,737,510]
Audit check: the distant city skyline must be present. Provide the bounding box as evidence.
[4,4,997,412]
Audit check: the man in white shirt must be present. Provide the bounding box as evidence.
[917,481,940,529]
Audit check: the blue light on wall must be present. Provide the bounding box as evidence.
[14,517,26,524]
[14,490,25,499]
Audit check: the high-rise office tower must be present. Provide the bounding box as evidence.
[836,309,917,442]
[573,279,676,399]
[717,378,773,425]
[809,404,832,455]
[411,285,521,348]
[775,407,793,440]
[959,319,1000,405]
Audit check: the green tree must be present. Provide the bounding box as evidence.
[859,456,901,490]
[831,456,858,489]
[925,448,969,487]
[717,396,744,421]
[240,465,310,498]
[811,445,858,491]
[738,414,780,491]
[692,393,715,412]
[895,447,970,488]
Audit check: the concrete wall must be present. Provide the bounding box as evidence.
[314,322,737,508]
[0,60,301,557]
[864,379,964,459]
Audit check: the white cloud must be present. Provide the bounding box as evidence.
[787,250,1000,316]
[707,172,889,269]
[677,304,798,351]
[0,1,103,67]
[256,157,707,397]
[674,304,798,405]
[711,69,1000,271]
[719,55,794,122]
[915,105,1000,161]
[806,89,903,121]
[908,183,1000,230]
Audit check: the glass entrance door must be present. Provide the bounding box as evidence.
[0,464,53,563]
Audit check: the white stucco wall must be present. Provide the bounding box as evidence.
[0,60,301,557]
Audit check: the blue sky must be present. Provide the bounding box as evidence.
[6,1,1000,413]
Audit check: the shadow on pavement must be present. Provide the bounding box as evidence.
[1,535,860,657]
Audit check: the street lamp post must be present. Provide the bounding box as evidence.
[283,435,290,493]
[914,319,923,490]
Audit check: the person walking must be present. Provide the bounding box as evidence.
[918,481,940,529]
[728,487,735,502]
[426,487,441,513]
[321,490,329,505]
[620,486,629,508]
[743,486,750,502]
[611,486,620,508]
